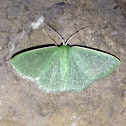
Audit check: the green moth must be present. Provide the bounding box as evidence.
[11,26,120,92]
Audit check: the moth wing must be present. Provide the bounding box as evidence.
[11,46,59,81]
[67,46,120,90]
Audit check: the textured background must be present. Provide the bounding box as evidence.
[0,0,126,126]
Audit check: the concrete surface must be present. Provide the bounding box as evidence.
[0,0,126,126]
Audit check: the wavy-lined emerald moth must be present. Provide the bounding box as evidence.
[11,25,120,92]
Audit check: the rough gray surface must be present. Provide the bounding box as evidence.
[0,0,126,126]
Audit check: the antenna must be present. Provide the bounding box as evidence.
[44,22,88,45]
[64,26,88,45]
[44,23,64,44]
[43,29,58,45]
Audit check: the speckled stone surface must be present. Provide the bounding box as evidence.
[0,0,126,126]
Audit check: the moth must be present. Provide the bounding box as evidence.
[11,24,120,92]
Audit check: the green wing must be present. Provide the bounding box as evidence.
[11,46,59,81]
[12,45,120,92]
[67,46,120,91]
